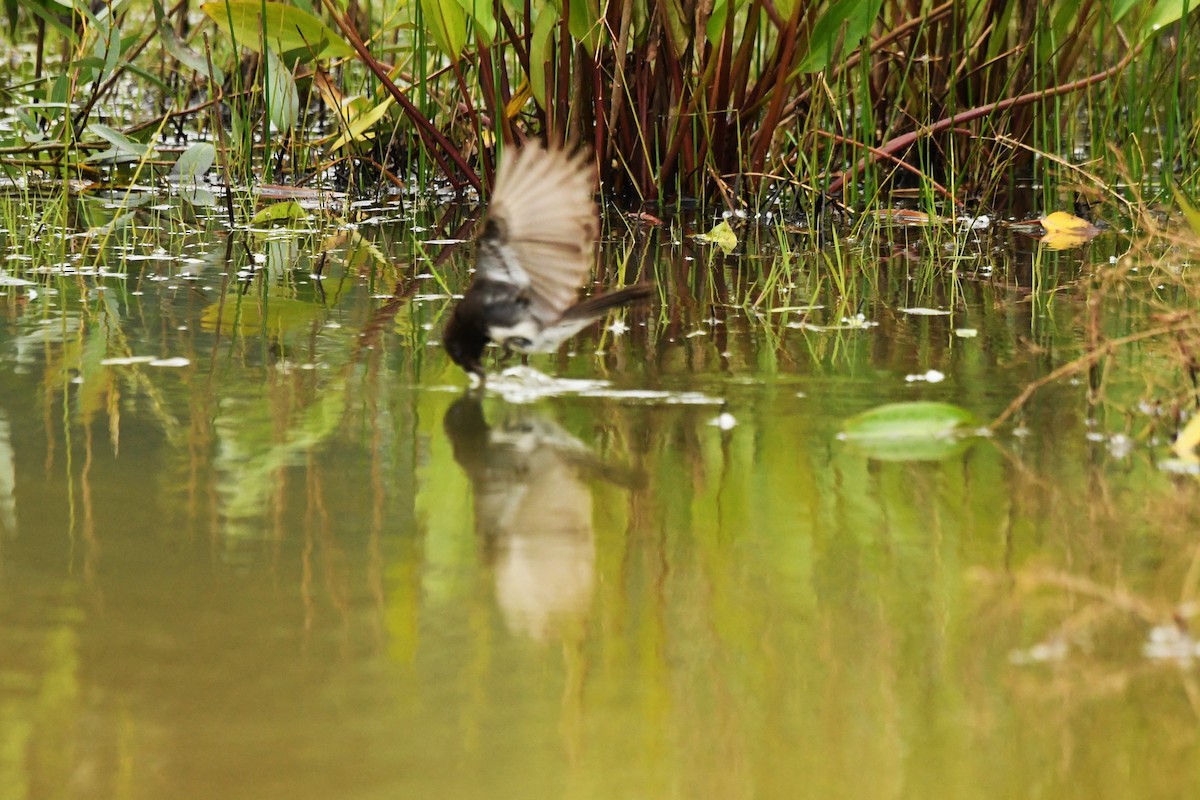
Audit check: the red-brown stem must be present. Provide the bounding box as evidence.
[825,42,1142,195]
[319,0,480,193]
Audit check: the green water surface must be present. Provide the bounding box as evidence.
[1,210,1197,799]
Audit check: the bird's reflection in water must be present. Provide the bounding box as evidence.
[443,395,640,642]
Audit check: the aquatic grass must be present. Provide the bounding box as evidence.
[1,0,1195,228]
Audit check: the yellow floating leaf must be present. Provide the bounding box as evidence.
[1172,413,1200,463]
[694,220,738,254]
[1040,210,1096,234]
[1040,230,1098,250]
[1038,211,1100,249]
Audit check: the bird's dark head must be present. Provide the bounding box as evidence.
[443,303,489,378]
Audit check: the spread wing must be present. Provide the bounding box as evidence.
[476,143,599,324]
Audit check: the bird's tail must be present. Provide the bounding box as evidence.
[561,283,655,321]
[526,283,655,352]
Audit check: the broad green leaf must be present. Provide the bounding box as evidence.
[201,1,354,60]
[706,0,731,44]
[842,401,977,439]
[568,0,603,52]
[251,201,309,225]
[170,142,217,182]
[455,0,497,45]
[660,0,690,58]
[798,0,883,73]
[328,96,396,151]
[695,220,738,253]
[841,401,980,462]
[419,0,469,60]
[264,50,299,133]
[1110,0,1141,23]
[155,1,224,83]
[1141,0,1200,41]
[88,123,149,157]
[529,7,558,106]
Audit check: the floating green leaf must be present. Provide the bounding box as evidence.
[843,401,978,439]
[251,201,309,225]
[841,401,980,461]
[201,294,323,335]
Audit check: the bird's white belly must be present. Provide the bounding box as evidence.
[490,319,545,352]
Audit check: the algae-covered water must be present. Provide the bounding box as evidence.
[1,200,1198,799]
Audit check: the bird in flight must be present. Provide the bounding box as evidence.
[443,142,653,379]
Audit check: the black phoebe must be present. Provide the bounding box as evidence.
[443,142,653,378]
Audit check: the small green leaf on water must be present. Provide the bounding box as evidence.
[251,201,309,225]
[842,401,978,440]
[696,220,738,253]
[840,400,981,462]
